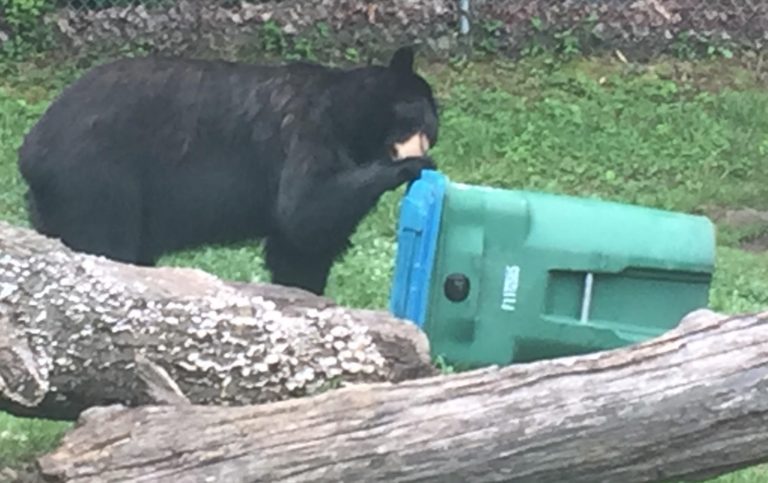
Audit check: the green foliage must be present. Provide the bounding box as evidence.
[259,20,288,56]
[240,20,336,63]
[0,0,47,32]
[475,19,504,54]
[343,46,360,63]
[56,0,171,7]
[671,30,738,61]
[0,54,767,481]
[425,63,767,215]
[0,1,748,65]
[0,413,71,466]
[709,246,768,314]
[0,0,53,57]
[470,15,741,62]
[0,91,48,226]
[433,355,456,374]
[515,13,600,60]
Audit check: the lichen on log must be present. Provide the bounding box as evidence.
[0,221,435,420]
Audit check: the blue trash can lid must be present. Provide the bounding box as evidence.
[389,170,448,328]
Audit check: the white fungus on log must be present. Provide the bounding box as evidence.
[0,221,435,420]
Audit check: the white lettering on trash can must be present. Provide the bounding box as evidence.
[501,265,520,311]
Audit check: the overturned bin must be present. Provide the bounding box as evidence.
[389,170,716,369]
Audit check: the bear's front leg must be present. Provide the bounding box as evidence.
[264,234,338,295]
[265,153,435,294]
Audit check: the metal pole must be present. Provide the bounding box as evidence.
[459,0,470,35]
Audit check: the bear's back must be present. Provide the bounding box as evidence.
[19,56,352,174]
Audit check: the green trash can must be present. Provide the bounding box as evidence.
[389,170,716,369]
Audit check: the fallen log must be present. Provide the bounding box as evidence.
[36,308,768,483]
[0,221,436,420]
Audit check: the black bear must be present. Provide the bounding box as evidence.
[17,46,439,295]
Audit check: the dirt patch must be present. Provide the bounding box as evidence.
[740,232,768,252]
[704,206,768,226]
[700,206,768,253]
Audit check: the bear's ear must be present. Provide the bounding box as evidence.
[389,46,415,75]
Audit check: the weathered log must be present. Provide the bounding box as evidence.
[0,221,436,420]
[36,308,768,483]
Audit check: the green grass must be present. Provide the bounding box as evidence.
[0,416,70,469]
[1,53,768,478]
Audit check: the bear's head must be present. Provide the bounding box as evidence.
[332,46,439,164]
[384,46,439,162]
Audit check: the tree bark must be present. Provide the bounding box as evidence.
[36,308,768,483]
[0,221,436,420]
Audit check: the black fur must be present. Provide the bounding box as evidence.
[17,47,439,295]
